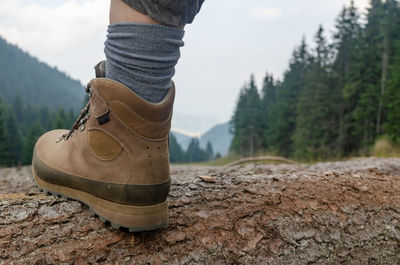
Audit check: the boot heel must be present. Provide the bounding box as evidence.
[33,169,169,231]
[89,198,169,232]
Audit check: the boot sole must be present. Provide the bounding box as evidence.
[33,167,169,232]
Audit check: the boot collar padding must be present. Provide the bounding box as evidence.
[88,78,175,125]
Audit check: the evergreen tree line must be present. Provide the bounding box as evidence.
[0,96,76,167]
[0,94,216,166]
[169,134,219,163]
[231,0,400,160]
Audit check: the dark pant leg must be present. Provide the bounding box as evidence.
[122,0,205,27]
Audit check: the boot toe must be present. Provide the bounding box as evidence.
[33,129,68,170]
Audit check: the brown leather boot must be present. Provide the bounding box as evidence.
[32,72,174,231]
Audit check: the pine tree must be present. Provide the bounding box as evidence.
[185,138,209,163]
[0,98,9,167]
[230,75,263,157]
[205,141,214,161]
[38,107,51,131]
[169,133,185,163]
[12,96,30,136]
[344,0,398,152]
[54,108,67,129]
[261,73,277,149]
[5,112,22,166]
[332,1,362,154]
[267,38,309,156]
[384,52,400,144]
[12,96,24,124]
[292,25,335,160]
[22,122,43,165]
[383,0,400,144]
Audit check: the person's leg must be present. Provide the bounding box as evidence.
[33,0,205,231]
[105,0,204,103]
[118,0,205,27]
[110,0,166,26]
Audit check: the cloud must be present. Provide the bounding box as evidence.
[0,0,108,53]
[353,0,370,11]
[288,0,370,16]
[248,7,283,21]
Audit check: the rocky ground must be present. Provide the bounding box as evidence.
[1,158,400,264]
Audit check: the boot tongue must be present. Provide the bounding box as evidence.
[94,61,106,78]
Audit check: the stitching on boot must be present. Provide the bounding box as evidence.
[88,129,123,160]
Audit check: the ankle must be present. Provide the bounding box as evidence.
[110,0,164,26]
[104,23,184,103]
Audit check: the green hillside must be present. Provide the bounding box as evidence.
[0,36,84,112]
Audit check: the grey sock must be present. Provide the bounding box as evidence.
[104,23,184,103]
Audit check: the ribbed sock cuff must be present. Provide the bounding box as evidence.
[104,23,184,103]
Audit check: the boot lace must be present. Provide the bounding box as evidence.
[57,85,91,142]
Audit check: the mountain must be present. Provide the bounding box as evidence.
[171,129,194,151]
[171,112,221,136]
[171,122,233,156]
[0,36,84,112]
[170,129,195,151]
[199,122,232,156]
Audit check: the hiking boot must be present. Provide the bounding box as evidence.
[32,63,174,231]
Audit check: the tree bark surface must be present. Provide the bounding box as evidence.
[1,158,400,264]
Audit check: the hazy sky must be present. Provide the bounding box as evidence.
[0,0,370,134]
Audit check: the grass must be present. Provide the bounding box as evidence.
[199,151,292,166]
[175,151,296,167]
[173,153,242,167]
[173,140,400,167]
[371,137,400,157]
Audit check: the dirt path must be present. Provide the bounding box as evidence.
[1,158,400,264]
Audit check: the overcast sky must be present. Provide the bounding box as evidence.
[0,0,370,134]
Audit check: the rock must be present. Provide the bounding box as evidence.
[198,176,216,183]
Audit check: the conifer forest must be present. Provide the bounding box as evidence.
[231,0,400,160]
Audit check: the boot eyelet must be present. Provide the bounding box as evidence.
[80,125,85,131]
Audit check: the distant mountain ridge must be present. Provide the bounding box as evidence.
[171,129,193,151]
[0,36,84,112]
[199,122,233,156]
[171,122,233,156]
[171,112,221,137]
